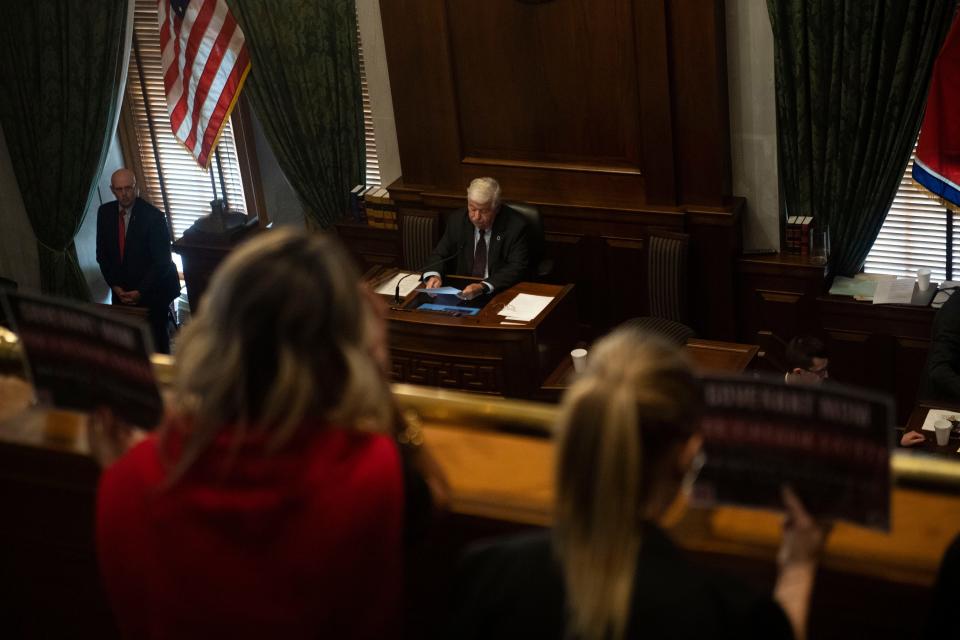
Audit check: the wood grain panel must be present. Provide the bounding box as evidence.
[600,235,647,327]
[447,0,642,171]
[668,0,731,205]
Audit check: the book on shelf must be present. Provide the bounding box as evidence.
[349,184,367,223]
[363,186,397,230]
[785,216,813,255]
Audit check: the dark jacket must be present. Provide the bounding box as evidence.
[425,204,530,291]
[919,291,960,403]
[450,524,793,639]
[96,197,180,310]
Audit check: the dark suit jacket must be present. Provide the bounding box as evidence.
[96,197,180,311]
[919,291,960,403]
[450,525,793,640]
[424,204,530,292]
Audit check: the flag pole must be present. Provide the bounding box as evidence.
[214,145,230,210]
[208,158,219,200]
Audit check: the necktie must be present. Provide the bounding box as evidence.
[118,210,126,261]
[472,231,487,278]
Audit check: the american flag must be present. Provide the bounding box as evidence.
[158,0,250,168]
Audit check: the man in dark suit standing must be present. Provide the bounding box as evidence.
[422,177,530,300]
[96,168,181,353]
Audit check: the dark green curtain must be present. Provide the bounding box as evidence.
[228,0,364,230]
[768,0,957,276]
[0,0,129,299]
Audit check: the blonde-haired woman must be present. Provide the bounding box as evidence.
[93,229,439,639]
[451,327,826,640]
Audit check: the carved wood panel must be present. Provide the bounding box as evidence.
[446,0,642,172]
[391,352,502,393]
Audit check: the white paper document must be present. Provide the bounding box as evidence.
[921,409,960,432]
[497,293,554,322]
[413,286,462,296]
[374,272,421,297]
[872,278,915,305]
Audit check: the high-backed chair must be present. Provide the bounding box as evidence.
[398,209,440,270]
[505,202,552,280]
[755,330,789,375]
[622,230,695,345]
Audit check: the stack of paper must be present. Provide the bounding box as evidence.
[872,278,915,305]
[497,293,553,322]
[829,276,880,300]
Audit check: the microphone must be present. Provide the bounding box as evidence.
[395,245,463,304]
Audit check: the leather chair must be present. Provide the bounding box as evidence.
[621,230,696,345]
[505,202,553,280]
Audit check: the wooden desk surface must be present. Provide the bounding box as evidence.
[3,374,957,588]
[903,402,960,458]
[385,281,578,398]
[387,281,573,328]
[540,338,759,397]
[423,422,960,586]
[685,338,759,373]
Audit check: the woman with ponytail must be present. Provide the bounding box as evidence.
[451,326,826,639]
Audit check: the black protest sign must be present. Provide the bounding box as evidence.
[694,375,892,530]
[2,291,163,428]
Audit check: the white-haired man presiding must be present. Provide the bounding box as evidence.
[423,177,531,299]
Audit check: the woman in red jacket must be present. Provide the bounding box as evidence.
[93,229,418,639]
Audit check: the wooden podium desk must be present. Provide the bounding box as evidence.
[538,338,759,402]
[385,282,577,398]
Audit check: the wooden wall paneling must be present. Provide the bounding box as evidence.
[819,296,935,424]
[634,0,677,204]
[736,255,825,343]
[600,236,647,329]
[334,223,401,273]
[667,0,732,205]
[687,203,742,339]
[447,0,641,171]
[379,0,734,209]
[378,0,462,188]
[542,232,590,331]
[824,329,891,395]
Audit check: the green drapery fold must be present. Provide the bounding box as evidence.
[767,0,957,277]
[227,0,365,230]
[0,0,129,299]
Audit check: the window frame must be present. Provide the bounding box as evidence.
[116,0,266,240]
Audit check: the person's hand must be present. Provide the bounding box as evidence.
[86,406,148,468]
[126,290,142,304]
[459,283,486,300]
[424,275,442,289]
[778,486,830,567]
[900,430,927,447]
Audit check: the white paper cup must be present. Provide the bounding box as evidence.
[934,418,952,446]
[571,348,588,373]
[917,268,931,292]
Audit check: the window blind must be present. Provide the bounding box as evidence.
[357,16,380,187]
[127,0,248,240]
[864,143,949,281]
